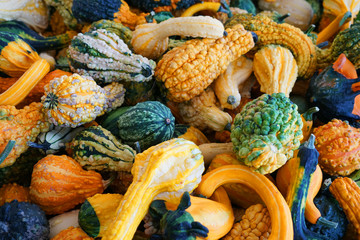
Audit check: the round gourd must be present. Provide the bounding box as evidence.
[116,101,175,151]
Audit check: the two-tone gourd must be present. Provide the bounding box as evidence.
[41,74,125,128]
[67,29,156,85]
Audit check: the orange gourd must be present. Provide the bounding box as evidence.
[0,183,30,206]
[29,154,106,215]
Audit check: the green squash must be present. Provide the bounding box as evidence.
[67,126,136,172]
[78,193,123,237]
[116,101,175,151]
[230,0,256,14]
[287,135,334,240]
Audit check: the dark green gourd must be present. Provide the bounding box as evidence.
[287,134,332,240]
[116,101,175,151]
[67,126,136,172]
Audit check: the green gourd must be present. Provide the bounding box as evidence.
[67,29,156,84]
[67,126,136,172]
[287,134,332,240]
[99,106,131,134]
[230,0,256,14]
[116,101,175,151]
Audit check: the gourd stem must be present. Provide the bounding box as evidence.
[316,217,338,228]
[302,107,319,121]
[277,13,291,22]
[304,24,315,35]
[316,41,328,49]
[27,141,50,150]
[0,140,16,165]
[304,134,315,149]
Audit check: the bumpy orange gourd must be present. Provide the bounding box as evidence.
[51,226,93,240]
[0,183,30,206]
[29,154,105,215]
[313,119,360,176]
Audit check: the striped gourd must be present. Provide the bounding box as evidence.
[68,126,136,172]
[67,29,156,84]
[116,101,175,151]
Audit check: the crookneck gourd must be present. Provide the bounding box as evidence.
[131,16,225,59]
[67,29,156,84]
[231,93,303,174]
[177,88,233,132]
[253,44,298,97]
[41,74,125,128]
[196,164,294,240]
[155,23,256,102]
[212,55,253,110]
[67,126,136,172]
[225,13,317,79]
[312,119,360,176]
[29,154,107,215]
[102,138,205,240]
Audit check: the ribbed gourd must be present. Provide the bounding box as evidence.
[67,29,156,84]
[41,74,125,128]
[155,24,256,102]
[116,101,175,151]
[67,126,136,172]
[253,45,298,97]
[225,13,316,79]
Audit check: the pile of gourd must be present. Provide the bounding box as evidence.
[1,0,360,239]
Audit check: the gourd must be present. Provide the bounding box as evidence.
[29,154,106,215]
[257,0,314,30]
[49,210,80,239]
[198,142,234,166]
[350,169,360,187]
[0,200,49,240]
[230,0,256,14]
[155,23,256,102]
[286,134,330,240]
[172,124,210,146]
[101,138,205,240]
[329,177,360,236]
[0,102,50,168]
[43,0,78,30]
[126,0,199,12]
[301,107,319,143]
[230,93,303,174]
[99,106,130,134]
[212,55,253,110]
[177,88,233,132]
[68,29,156,84]
[147,188,234,240]
[0,183,30,206]
[116,101,175,151]
[67,126,136,172]
[223,204,271,240]
[131,16,225,59]
[225,13,317,79]
[52,227,93,240]
[28,124,85,154]
[207,153,264,208]
[253,45,298,97]
[86,19,133,49]
[313,119,360,176]
[72,0,149,30]
[41,74,125,128]
[79,194,123,237]
[0,20,77,52]
[276,152,338,227]
[180,1,232,17]
[308,54,360,125]
[0,0,49,32]
[196,164,294,240]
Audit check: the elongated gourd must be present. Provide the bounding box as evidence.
[102,138,205,240]
[0,59,50,106]
[301,107,319,143]
[131,16,225,59]
[196,164,293,240]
